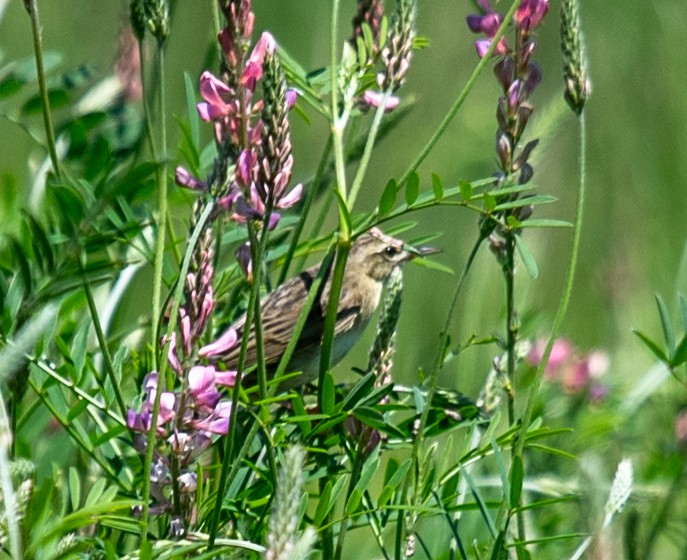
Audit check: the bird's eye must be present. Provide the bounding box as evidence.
[384,246,399,257]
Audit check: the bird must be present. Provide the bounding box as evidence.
[213,227,439,390]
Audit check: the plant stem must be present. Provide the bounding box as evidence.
[80,261,127,418]
[151,38,169,373]
[278,134,333,285]
[347,90,392,210]
[397,0,520,190]
[25,0,61,180]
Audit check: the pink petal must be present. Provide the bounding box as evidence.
[199,328,238,358]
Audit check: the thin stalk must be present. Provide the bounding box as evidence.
[347,90,392,209]
[25,0,61,179]
[140,202,214,547]
[333,440,367,560]
[318,241,351,405]
[80,260,127,419]
[151,38,169,373]
[398,235,484,555]
[317,239,350,560]
[397,0,521,189]
[329,0,351,242]
[208,219,268,547]
[503,232,517,428]
[501,112,588,557]
[278,134,333,284]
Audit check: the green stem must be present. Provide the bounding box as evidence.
[347,90,392,210]
[399,236,483,551]
[25,0,61,179]
[151,38,169,373]
[504,231,517,428]
[208,218,270,547]
[397,0,521,190]
[80,260,127,419]
[333,441,366,560]
[140,201,214,547]
[329,0,351,242]
[502,112,588,557]
[278,134,333,285]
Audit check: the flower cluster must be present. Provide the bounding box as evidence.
[350,0,416,113]
[175,0,302,232]
[467,0,548,182]
[127,361,236,516]
[466,0,549,261]
[527,338,609,401]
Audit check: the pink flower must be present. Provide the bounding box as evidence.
[192,401,232,434]
[527,338,572,379]
[175,166,207,191]
[240,32,277,90]
[199,327,238,358]
[361,90,400,112]
[188,365,221,409]
[197,71,237,121]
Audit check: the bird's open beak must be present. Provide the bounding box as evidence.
[404,244,442,259]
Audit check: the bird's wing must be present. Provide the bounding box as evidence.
[220,263,361,371]
[222,265,324,369]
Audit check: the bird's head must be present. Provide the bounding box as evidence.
[349,227,440,282]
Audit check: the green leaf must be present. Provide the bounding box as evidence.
[493,195,557,211]
[516,219,573,228]
[655,294,675,350]
[515,234,539,279]
[459,180,473,201]
[509,455,524,508]
[85,478,107,507]
[432,173,443,200]
[384,458,410,489]
[0,76,22,98]
[670,333,687,367]
[378,178,397,217]
[69,468,81,510]
[483,193,496,211]
[345,488,363,515]
[632,329,668,362]
[72,322,89,377]
[405,171,420,206]
[353,406,385,429]
[341,372,376,411]
[184,71,200,151]
[411,257,454,275]
[10,237,32,294]
[21,88,70,114]
[24,212,55,273]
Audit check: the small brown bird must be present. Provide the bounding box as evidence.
[217,227,439,389]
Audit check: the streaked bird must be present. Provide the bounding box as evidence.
[216,227,439,389]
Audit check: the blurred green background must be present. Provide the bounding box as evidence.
[2,0,687,555]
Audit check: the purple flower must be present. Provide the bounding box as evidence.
[514,0,549,31]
